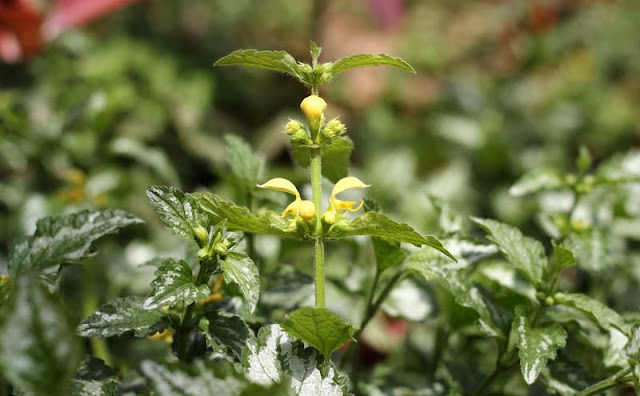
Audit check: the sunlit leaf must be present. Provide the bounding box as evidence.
[219,252,260,313]
[143,258,210,310]
[147,186,208,242]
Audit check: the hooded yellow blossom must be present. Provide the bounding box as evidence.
[329,176,371,214]
[258,178,316,221]
[300,95,327,120]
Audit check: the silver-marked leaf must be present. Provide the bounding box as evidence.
[194,193,300,239]
[472,217,546,285]
[281,307,355,359]
[625,324,640,362]
[143,259,210,310]
[219,252,260,313]
[70,357,118,396]
[595,149,640,184]
[242,325,348,395]
[542,359,595,396]
[328,211,455,260]
[562,229,608,272]
[330,53,415,75]
[556,293,629,335]
[77,296,167,338]
[8,210,143,278]
[214,49,302,80]
[509,168,567,196]
[291,136,353,183]
[513,308,567,385]
[199,311,252,359]
[0,275,81,396]
[146,186,207,242]
[224,134,261,192]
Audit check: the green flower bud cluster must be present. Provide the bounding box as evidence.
[195,225,235,261]
[321,117,346,139]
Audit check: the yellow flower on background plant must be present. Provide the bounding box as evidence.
[258,178,316,221]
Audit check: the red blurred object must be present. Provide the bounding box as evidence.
[527,2,558,33]
[0,0,140,62]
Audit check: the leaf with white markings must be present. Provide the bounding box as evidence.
[556,293,629,335]
[0,275,81,396]
[69,358,118,396]
[143,258,210,310]
[509,168,567,196]
[8,210,143,278]
[147,186,208,242]
[562,230,608,272]
[219,252,260,313]
[472,217,546,285]
[77,296,167,338]
[199,311,252,359]
[281,307,355,359]
[513,307,567,385]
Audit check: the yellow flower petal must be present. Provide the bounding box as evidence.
[257,178,301,200]
[330,176,370,213]
[300,95,327,120]
[281,200,301,218]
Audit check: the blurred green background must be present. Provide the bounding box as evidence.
[1,0,639,369]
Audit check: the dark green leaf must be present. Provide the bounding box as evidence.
[219,252,260,313]
[199,311,252,359]
[509,169,567,196]
[552,244,576,272]
[224,134,261,192]
[513,308,567,385]
[330,53,415,75]
[373,237,408,273]
[291,136,353,183]
[328,211,455,260]
[146,186,207,242]
[194,193,301,239]
[0,275,81,396]
[542,359,595,396]
[214,49,302,80]
[472,217,546,285]
[143,259,210,310]
[70,359,118,396]
[281,307,355,359]
[77,296,167,338]
[9,210,143,278]
[556,293,629,335]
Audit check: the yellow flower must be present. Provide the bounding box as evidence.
[300,95,327,120]
[329,176,370,214]
[258,178,316,221]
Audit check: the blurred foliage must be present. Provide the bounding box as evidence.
[1,0,640,395]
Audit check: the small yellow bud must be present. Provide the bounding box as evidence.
[545,296,555,306]
[214,242,228,256]
[553,292,565,302]
[322,210,336,225]
[285,119,306,136]
[298,200,316,221]
[300,95,327,120]
[194,226,209,246]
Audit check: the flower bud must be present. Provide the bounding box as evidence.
[297,200,316,221]
[193,226,209,247]
[284,119,305,136]
[322,117,346,139]
[322,210,336,225]
[214,242,228,256]
[545,296,555,306]
[300,95,327,120]
[197,247,212,261]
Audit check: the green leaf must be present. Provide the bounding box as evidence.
[77,296,167,338]
[373,237,408,273]
[214,49,302,80]
[143,259,210,310]
[472,217,546,285]
[551,244,576,272]
[110,137,180,186]
[542,359,595,396]
[595,149,640,184]
[199,311,252,359]
[513,308,567,385]
[147,186,207,242]
[141,360,248,396]
[291,136,353,183]
[509,168,567,196]
[219,252,260,313]
[0,275,81,396]
[69,358,118,396]
[330,53,415,75]
[224,134,261,192]
[327,211,455,261]
[555,293,629,335]
[194,193,300,239]
[562,229,608,272]
[243,325,348,394]
[281,307,355,359]
[625,324,640,362]
[9,210,143,278]
[576,146,592,174]
[633,364,640,395]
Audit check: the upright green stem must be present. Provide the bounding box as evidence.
[83,259,112,365]
[310,147,325,308]
[177,259,210,361]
